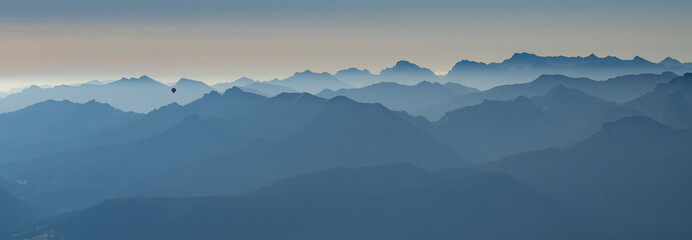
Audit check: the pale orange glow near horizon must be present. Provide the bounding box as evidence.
[1,0,691,91]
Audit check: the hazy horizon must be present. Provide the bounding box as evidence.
[1,0,691,91]
[0,53,688,92]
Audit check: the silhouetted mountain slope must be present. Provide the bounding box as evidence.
[96,87,268,144]
[443,59,513,90]
[271,70,351,93]
[379,61,440,85]
[14,164,607,240]
[433,96,571,163]
[0,76,214,114]
[317,81,477,114]
[0,100,142,163]
[282,96,466,169]
[333,67,379,87]
[241,82,299,96]
[442,82,480,95]
[0,114,247,210]
[531,85,616,128]
[228,92,328,139]
[659,57,684,67]
[420,72,678,120]
[211,77,256,91]
[171,78,215,100]
[624,73,692,128]
[486,117,692,240]
[0,187,36,235]
[0,93,467,210]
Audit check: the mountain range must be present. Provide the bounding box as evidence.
[0,88,468,211]
[317,81,478,114]
[486,116,692,239]
[3,54,690,114]
[4,72,692,210]
[0,76,213,114]
[11,164,608,240]
[444,53,692,89]
[418,72,678,120]
[1,56,692,239]
[624,73,692,128]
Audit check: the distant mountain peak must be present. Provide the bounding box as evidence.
[296,70,315,75]
[455,59,488,65]
[203,90,222,98]
[236,76,254,81]
[328,95,358,104]
[415,81,437,86]
[175,78,205,85]
[378,60,438,84]
[275,91,310,98]
[23,85,42,92]
[534,84,610,107]
[549,83,582,93]
[336,67,371,74]
[232,77,255,84]
[394,60,419,68]
[448,60,493,73]
[223,86,245,95]
[85,80,104,85]
[505,53,541,63]
[133,75,155,82]
[512,95,533,106]
[633,55,644,60]
[600,116,668,134]
[659,57,684,67]
[511,52,539,58]
[111,75,160,85]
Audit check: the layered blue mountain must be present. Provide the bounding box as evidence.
[317,81,478,114]
[241,81,299,96]
[333,67,379,87]
[0,187,37,236]
[0,100,142,164]
[420,72,678,120]
[531,85,617,129]
[12,164,607,240]
[212,77,298,96]
[433,96,571,162]
[445,53,691,90]
[172,78,215,99]
[624,73,692,128]
[93,87,269,145]
[0,89,468,211]
[425,85,633,163]
[379,60,440,85]
[659,57,685,67]
[486,116,692,240]
[211,77,256,91]
[0,76,216,114]
[270,70,351,93]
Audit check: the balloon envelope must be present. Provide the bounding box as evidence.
[171,88,176,93]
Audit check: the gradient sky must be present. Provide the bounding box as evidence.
[0,0,691,91]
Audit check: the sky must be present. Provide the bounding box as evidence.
[0,0,691,91]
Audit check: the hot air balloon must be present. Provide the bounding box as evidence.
[171,88,177,94]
